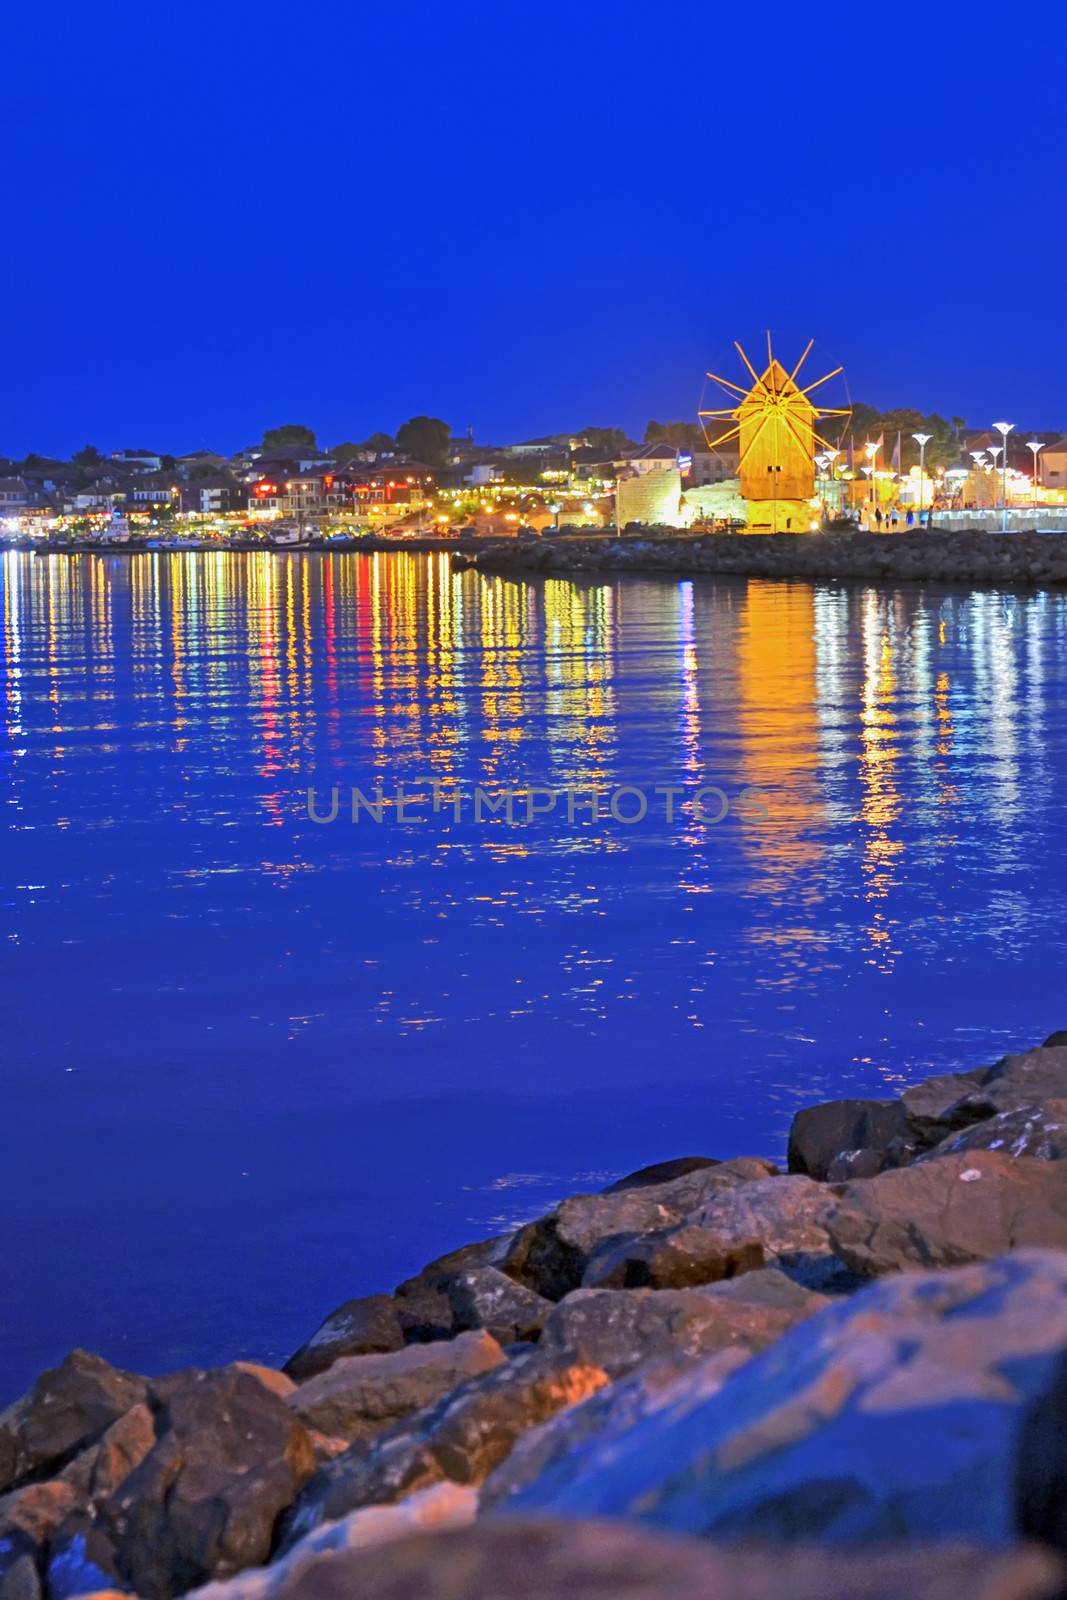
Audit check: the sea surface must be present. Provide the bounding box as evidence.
[3,549,1067,1395]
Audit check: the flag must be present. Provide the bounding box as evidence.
[891,432,901,473]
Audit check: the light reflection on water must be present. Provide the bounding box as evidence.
[2,550,1066,1390]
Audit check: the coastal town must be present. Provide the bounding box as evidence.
[5,399,1067,548]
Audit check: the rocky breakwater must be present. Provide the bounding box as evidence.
[8,1038,1067,1598]
[453,528,1067,588]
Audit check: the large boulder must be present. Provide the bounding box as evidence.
[686,1175,842,1284]
[99,1365,317,1599]
[496,1250,1067,1548]
[1016,1345,1067,1552]
[538,1268,827,1378]
[0,1352,146,1493]
[502,1159,777,1300]
[921,1102,1067,1164]
[286,1330,505,1442]
[281,1349,607,1547]
[0,1483,78,1596]
[283,1296,404,1382]
[152,1519,1065,1600]
[601,1157,720,1194]
[483,1350,750,1511]
[581,1224,764,1289]
[901,1046,1067,1150]
[787,1099,909,1181]
[446,1268,552,1345]
[393,1238,510,1343]
[827,1151,1067,1276]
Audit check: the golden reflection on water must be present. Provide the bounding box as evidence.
[4,548,1065,998]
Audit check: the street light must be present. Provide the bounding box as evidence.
[911,432,931,526]
[993,421,1014,531]
[1027,439,1044,506]
[864,441,880,513]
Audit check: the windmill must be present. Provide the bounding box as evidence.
[700,333,851,533]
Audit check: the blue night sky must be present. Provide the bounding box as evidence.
[5,0,1066,458]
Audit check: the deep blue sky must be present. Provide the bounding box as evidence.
[5,0,1065,458]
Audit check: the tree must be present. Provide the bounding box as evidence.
[332,433,395,461]
[395,416,451,467]
[577,426,635,457]
[262,424,317,452]
[72,444,103,468]
[645,420,703,451]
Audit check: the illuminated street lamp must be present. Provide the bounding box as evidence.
[864,440,880,509]
[993,421,1014,530]
[1027,439,1044,506]
[911,432,932,525]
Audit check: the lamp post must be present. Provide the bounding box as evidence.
[1027,440,1043,507]
[986,444,1002,521]
[993,421,1014,531]
[969,450,988,510]
[911,431,931,525]
[864,441,880,516]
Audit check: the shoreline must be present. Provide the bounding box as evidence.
[452,527,1067,589]
[6,1031,1067,1598]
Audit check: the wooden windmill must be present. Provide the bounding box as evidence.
[700,334,850,533]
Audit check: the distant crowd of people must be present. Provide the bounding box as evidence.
[860,506,933,532]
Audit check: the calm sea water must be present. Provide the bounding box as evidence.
[3,549,1067,1396]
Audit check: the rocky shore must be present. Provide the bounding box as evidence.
[453,528,1067,588]
[7,1036,1067,1599]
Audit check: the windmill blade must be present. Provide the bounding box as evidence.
[736,412,772,472]
[787,339,815,385]
[701,423,742,449]
[797,365,845,398]
[734,341,769,396]
[698,405,744,420]
[704,370,751,399]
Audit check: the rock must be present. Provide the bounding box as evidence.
[921,1101,1067,1164]
[0,1483,77,1594]
[46,1514,125,1599]
[901,1068,989,1147]
[538,1267,827,1378]
[503,1158,777,1300]
[0,1353,146,1493]
[446,1269,552,1345]
[100,1365,317,1599]
[901,1047,1067,1151]
[168,1519,1065,1600]
[956,1048,1067,1123]
[581,1224,764,1289]
[196,1485,479,1600]
[686,1174,841,1280]
[286,1330,506,1442]
[85,1403,156,1502]
[1016,1344,1067,1553]
[499,1250,1067,1548]
[394,1238,510,1343]
[787,1099,909,1181]
[231,1365,298,1400]
[283,1297,404,1382]
[602,1157,720,1193]
[827,1151,1067,1276]
[825,1148,892,1182]
[282,1347,607,1546]
[1042,1030,1067,1048]
[0,1554,41,1600]
[483,1349,750,1510]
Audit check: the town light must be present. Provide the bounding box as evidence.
[1027,440,1044,506]
[993,422,1013,530]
